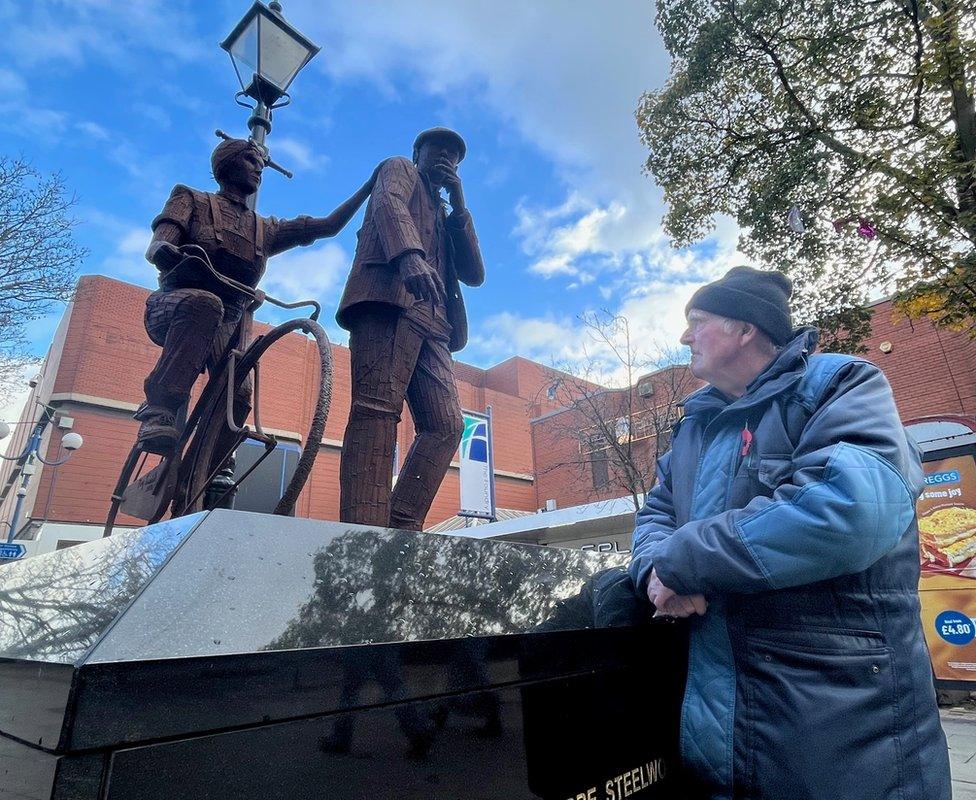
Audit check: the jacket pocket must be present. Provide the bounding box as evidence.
[739,629,903,800]
[755,456,792,491]
[729,455,792,507]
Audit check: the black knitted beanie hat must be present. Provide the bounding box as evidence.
[686,266,793,345]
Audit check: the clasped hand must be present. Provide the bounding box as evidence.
[647,568,708,618]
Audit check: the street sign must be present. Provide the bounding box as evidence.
[0,543,26,561]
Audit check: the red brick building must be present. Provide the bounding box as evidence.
[1,276,974,554]
[530,365,701,512]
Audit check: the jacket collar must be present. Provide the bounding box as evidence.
[216,187,250,208]
[419,170,448,212]
[682,327,819,418]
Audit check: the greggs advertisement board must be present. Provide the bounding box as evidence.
[917,448,976,683]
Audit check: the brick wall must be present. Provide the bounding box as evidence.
[530,365,700,511]
[861,299,976,419]
[21,276,539,530]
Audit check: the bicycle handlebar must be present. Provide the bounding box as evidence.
[180,245,322,322]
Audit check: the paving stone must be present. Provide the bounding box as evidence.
[941,710,976,797]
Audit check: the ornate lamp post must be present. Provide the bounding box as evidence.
[0,403,83,548]
[197,2,319,507]
[220,0,320,191]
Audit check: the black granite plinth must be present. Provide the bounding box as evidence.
[0,510,694,799]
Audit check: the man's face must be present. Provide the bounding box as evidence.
[679,309,747,385]
[221,147,265,194]
[415,137,461,186]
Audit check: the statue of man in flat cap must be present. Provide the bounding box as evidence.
[137,137,376,455]
[336,127,485,530]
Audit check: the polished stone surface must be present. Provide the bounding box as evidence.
[0,511,692,799]
[103,665,688,800]
[0,510,631,665]
[0,513,203,664]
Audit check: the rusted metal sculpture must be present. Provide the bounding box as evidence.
[337,127,485,531]
[138,138,374,456]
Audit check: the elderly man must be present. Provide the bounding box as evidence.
[630,266,949,799]
[337,127,484,531]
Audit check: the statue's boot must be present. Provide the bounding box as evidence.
[133,403,182,455]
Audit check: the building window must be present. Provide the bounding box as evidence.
[232,441,300,514]
[591,448,610,490]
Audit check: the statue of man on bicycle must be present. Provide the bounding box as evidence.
[137,137,374,455]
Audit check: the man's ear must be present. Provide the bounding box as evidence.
[740,322,759,343]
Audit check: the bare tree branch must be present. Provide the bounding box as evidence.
[0,157,86,404]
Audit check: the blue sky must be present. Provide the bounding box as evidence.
[0,0,740,423]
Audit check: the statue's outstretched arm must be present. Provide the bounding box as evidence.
[268,162,383,256]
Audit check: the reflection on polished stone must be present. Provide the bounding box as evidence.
[0,513,203,664]
[0,510,635,664]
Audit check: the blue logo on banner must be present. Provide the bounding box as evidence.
[925,470,961,486]
[461,418,488,463]
[936,610,976,645]
[0,543,26,561]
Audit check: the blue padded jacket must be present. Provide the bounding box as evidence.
[630,328,950,800]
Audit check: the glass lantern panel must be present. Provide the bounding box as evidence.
[257,13,312,91]
[229,15,259,75]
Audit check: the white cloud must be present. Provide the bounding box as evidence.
[250,242,353,345]
[0,67,26,95]
[0,71,70,141]
[0,63,171,186]
[0,366,33,457]
[131,102,173,130]
[288,0,743,296]
[470,307,686,387]
[261,241,350,306]
[75,121,110,141]
[0,0,207,69]
[271,137,331,173]
[518,197,629,278]
[295,1,661,188]
[277,1,751,373]
[85,209,155,286]
[468,230,739,378]
[470,312,581,363]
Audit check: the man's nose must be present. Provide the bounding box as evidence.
[679,328,692,345]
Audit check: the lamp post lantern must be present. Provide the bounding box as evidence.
[220,1,320,157]
[1,403,83,546]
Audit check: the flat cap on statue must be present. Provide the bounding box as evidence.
[413,127,466,162]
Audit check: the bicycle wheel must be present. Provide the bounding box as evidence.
[234,319,332,516]
[177,316,333,518]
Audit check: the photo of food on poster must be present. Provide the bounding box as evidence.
[918,453,976,577]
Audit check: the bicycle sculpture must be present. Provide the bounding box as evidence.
[104,137,376,536]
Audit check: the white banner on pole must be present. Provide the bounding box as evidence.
[458,408,496,520]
